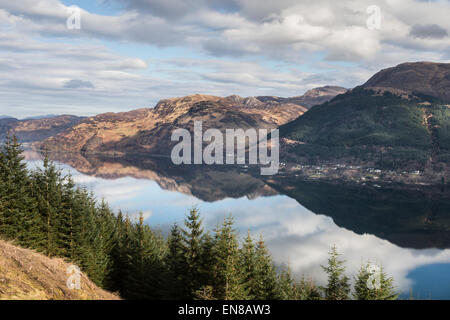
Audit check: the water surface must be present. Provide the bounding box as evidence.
[25,151,450,299]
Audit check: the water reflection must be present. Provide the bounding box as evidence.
[24,150,450,298]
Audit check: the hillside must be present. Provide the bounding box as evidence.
[362,62,450,103]
[256,85,347,108]
[0,115,84,142]
[0,240,119,300]
[37,94,307,155]
[280,62,450,171]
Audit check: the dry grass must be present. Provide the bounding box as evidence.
[0,240,120,300]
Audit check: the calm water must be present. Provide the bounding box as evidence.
[25,151,450,299]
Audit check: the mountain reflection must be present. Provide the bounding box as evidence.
[27,150,450,251]
[31,151,277,202]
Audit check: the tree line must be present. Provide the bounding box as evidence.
[0,136,398,300]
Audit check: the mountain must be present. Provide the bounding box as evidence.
[38,94,307,156]
[0,118,19,140]
[21,114,59,120]
[256,85,347,108]
[280,62,450,172]
[0,115,85,143]
[0,115,14,119]
[361,62,450,103]
[0,240,119,300]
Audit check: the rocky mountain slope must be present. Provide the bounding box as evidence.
[0,240,119,300]
[256,85,347,108]
[38,94,307,155]
[0,115,84,143]
[361,62,450,102]
[280,62,450,171]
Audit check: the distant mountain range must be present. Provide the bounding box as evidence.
[21,114,60,120]
[1,86,341,149]
[36,87,343,155]
[4,62,450,175]
[0,115,85,142]
[256,86,347,108]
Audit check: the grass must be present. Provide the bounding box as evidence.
[0,240,119,300]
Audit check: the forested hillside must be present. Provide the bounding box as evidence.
[280,88,450,170]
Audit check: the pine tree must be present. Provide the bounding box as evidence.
[321,245,350,300]
[252,235,278,299]
[116,215,135,297]
[212,216,248,300]
[71,188,102,280]
[60,174,78,260]
[108,210,128,293]
[276,265,294,300]
[127,213,166,299]
[240,232,257,299]
[88,199,115,287]
[199,231,215,286]
[181,208,205,297]
[30,156,64,256]
[165,223,189,299]
[354,262,398,300]
[293,276,322,300]
[0,135,38,247]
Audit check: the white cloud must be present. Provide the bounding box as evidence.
[1,0,450,117]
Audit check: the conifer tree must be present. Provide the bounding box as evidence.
[30,156,64,256]
[0,135,37,245]
[253,235,278,299]
[276,265,294,300]
[240,232,257,299]
[181,208,205,297]
[128,213,166,299]
[293,276,322,300]
[199,231,215,287]
[212,216,248,300]
[321,245,350,300]
[116,215,134,297]
[165,223,189,299]
[354,262,398,300]
[88,199,115,287]
[108,210,128,293]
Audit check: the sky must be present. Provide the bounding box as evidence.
[1,0,450,118]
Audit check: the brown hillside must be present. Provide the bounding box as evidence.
[0,240,119,300]
[0,115,84,142]
[38,94,307,155]
[256,86,347,108]
[362,62,450,102]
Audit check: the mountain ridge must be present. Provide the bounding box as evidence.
[361,61,450,102]
[0,115,85,143]
[37,93,308,155]
[256,85,347,108]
